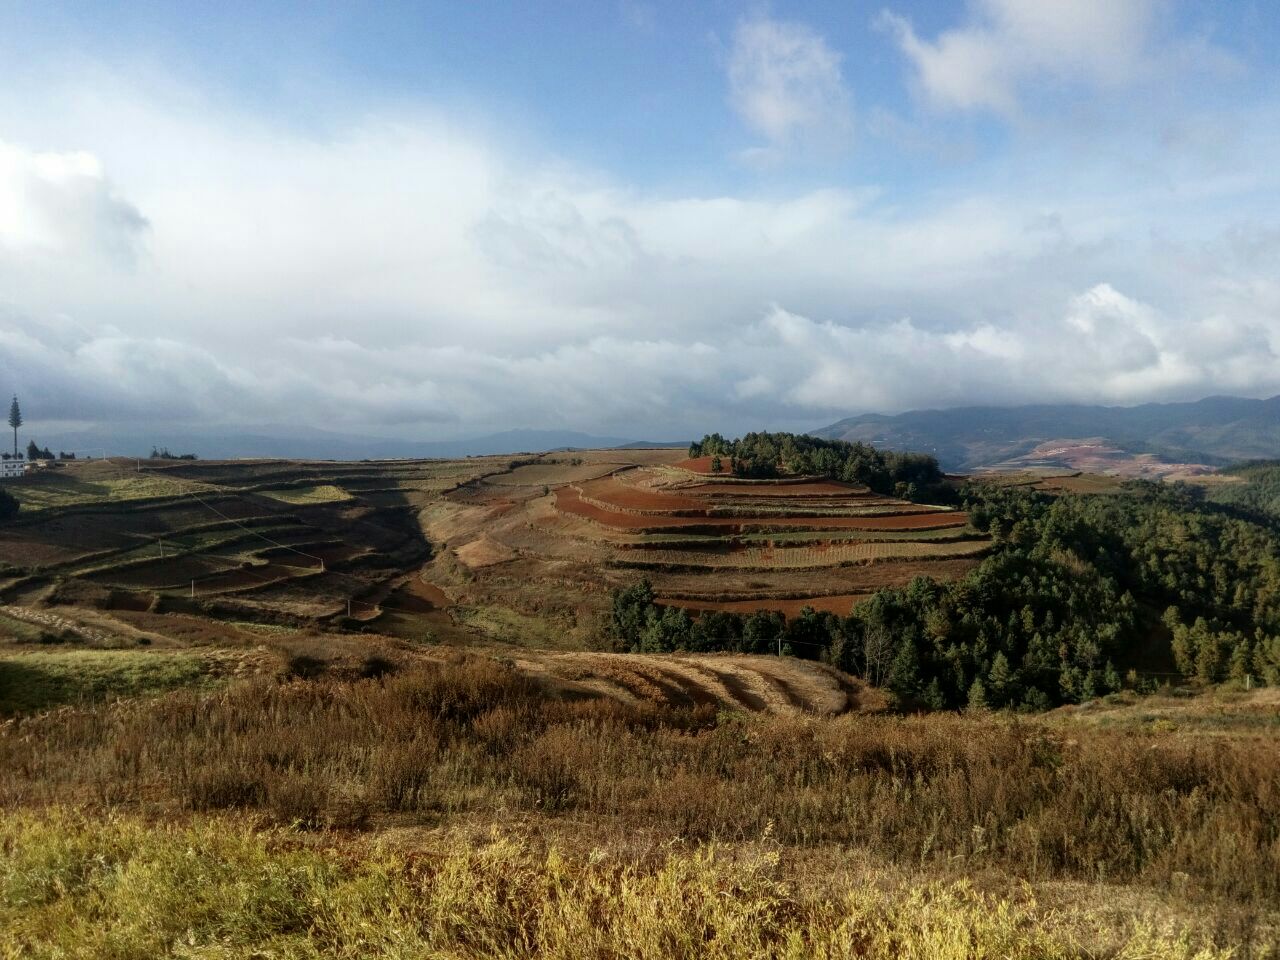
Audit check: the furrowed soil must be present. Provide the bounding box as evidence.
[0,453,985,634]
[0,455,1277,955]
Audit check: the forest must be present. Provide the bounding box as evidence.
[612,477,1280,709]
[687,431,944,498]
[1204,460,1280,519]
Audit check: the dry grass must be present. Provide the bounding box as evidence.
[8,470,223,512]
[255,483,353,504]
[2,657,1277,910]
[0,807,1248,959]
[622,540,991,570]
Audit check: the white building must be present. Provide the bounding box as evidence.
[0,459,25,480]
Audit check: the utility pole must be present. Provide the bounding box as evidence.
[190,579,195,598]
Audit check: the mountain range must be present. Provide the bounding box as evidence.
[814,395,1280,472]
[25,425,685,462]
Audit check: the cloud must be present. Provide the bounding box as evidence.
[1,62,1279,441]
[0,141,148,265]
[726,16,853,160]
[878,0,1157,113]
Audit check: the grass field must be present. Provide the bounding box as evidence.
[0,649,212,715]
[0,453,1276,954]
[0,808,1239,959]
[622,539,991,570]
[255,483,353,504]
[0,656,1274,954]
[8,470,222,512]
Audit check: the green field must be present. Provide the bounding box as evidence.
[8,471,222,512]
[0,649,213,715]
[256,483,353,505]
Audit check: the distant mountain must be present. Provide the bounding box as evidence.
[814,395,1280,471]
[25,425,657,461]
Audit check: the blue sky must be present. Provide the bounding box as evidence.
[1,1,1279,440]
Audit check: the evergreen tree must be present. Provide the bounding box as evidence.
[967,677,989,711]
[1228,640,1253,684]
[887,636,921,700]
[987,651,1015,704]
[610,579,655,649]
[7,396,20,459]
[923,677,947,710]
[1103,660,1123,693]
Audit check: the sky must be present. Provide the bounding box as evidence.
[1,1,1279,443]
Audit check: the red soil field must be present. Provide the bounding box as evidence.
[555,487,967,532]
[659,594,869,617]
[673,456,720,474]
[577,477,704,512]
[685,481,863,498]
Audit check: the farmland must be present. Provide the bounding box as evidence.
[0,450,1052,662]
[1,450,1279,955]
[0,449,990,707]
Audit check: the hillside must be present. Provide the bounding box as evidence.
[2,449,1279,955]
[815,394,1280,471]
[0,449,982,649]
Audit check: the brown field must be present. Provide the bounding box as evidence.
[484,460,625,487]
[2,455,1277,955]
[672,455,718,473]
[685,480,866,497]
[661,594,870,616]
[622,539,990,571]
[0,449,984,668]
[555,486,968,531]
[438,455,985,616]
[574,475,706,512]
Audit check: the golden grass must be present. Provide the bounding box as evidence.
[256,483,353,505]
[3,657,1277,910]
[623,540,990,570]
[9,471,223,512]
[0,808,1238,959]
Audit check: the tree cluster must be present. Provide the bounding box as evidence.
[150,448,198,460]
[610,478,1280,709]
[687,431,944,500]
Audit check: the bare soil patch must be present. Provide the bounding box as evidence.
[660,594,869,617]
[455,537,518,569]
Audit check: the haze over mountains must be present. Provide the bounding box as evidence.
[815,395,1280,472]
[29,426,668,462]
[27,394,1280,470]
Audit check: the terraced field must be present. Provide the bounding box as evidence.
[425,452,990,619]
[0,456,509,629]
[0,449,988,657]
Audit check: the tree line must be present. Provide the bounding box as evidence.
[688,431,944,500]
[611,477,1280,708]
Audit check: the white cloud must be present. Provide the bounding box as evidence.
[879,0,1157,113]
[0,141,147,264]
[1,66,1280,441]
[726,16,853,160]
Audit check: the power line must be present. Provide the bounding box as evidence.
[131,463,328,570]
[75,460,475,622]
